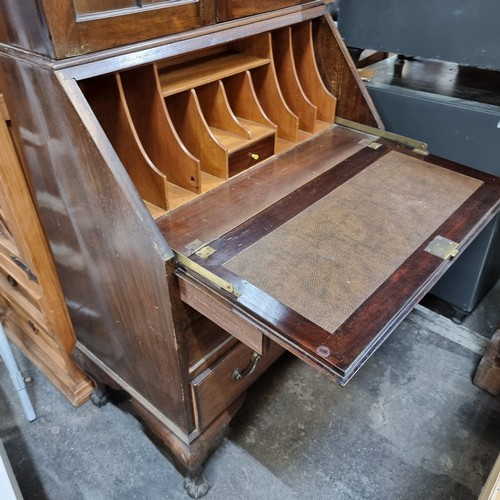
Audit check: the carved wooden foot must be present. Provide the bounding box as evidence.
[184,468,210,499]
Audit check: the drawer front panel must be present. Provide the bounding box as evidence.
[191,341,284,430]
[178,273,269,355]
[228,135,275,177]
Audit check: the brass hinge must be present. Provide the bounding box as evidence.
[195,245,216,260]
[359,138,383,150]
[336,117,429,155]
[425,236,459,260]
[184,239,217,259]
[173,250,240,297]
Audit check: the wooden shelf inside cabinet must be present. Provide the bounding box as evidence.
[158,53,271,96]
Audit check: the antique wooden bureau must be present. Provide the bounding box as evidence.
[1,1,499,496]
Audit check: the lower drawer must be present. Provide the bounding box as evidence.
[191,340,284,431]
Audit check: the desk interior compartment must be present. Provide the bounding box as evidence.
[79,19,337,214]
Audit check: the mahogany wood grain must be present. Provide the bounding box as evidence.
[292,21,336,123]
[178,274,268,355]
[191,340,283,431]
[228,134,275,177]
[82,74,169,209]
[133,394,246,472]
[0,0,53,57]
[217,0,308,21]
[312,16,383,128]
[167,90,228,179]
[120,65,201,194]
[223,71,276,129]
[54,3,325,81]
[474,328,500,396]
[185,313,237,378]
[1,55,194,431]
[40,0,206,58]
[272,27,317,133]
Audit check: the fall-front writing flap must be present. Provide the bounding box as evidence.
[159,127,500,384]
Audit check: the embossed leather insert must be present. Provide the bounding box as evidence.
[224,151,483,333]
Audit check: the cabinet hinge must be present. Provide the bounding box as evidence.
[184,239,217,259]
[425,236,459,260]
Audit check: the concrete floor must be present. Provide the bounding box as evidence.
[1,284,499,500]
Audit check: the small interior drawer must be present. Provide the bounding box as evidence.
[228,134,275,177]
[191,340,284,431]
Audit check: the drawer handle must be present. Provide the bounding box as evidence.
[250,153,259,161]
[232,352,261,381]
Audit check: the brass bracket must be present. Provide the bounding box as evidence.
[359,138,383,150]
[185,240,217,259]
[336,117,429,155]
[174,250,240,297]
[425,236,459,260]
[195,245,216,260]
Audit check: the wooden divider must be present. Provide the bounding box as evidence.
[234,33,299,143]
[292,21,337,124]
[223,71,275,130]
[120,65,201,194]
[81,74,169,210]
[196,81,251,141]
[272,27,317,133]
[166,90,228,179]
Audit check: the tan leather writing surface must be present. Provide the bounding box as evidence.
[225,151,482,333]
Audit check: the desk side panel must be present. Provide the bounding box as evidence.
[0,54,193,434]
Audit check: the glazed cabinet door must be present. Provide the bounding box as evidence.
[0,0,217,59]
[217,0,309,21]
